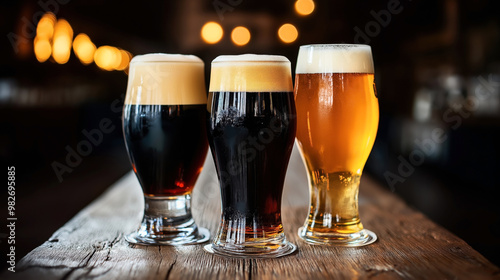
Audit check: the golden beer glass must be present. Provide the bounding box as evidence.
[295,45,379,246]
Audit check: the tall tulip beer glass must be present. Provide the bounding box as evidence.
[295,45,379,246]
[122,54,210,245]
[205,55,297,257]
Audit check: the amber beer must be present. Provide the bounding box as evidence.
[205,54,297,258]
[122,53,209,245]
[123,104,207,196]
[295,45,379,246]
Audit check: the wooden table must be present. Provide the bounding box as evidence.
[5,146,499,279]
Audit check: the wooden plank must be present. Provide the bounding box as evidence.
[4,146,500,279]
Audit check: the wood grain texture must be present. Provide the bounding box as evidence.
[4,146,500,280]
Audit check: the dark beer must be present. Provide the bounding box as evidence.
[123,53,210,245]
[123,104,208,196]
[206,54,297,257]
[207,91,296,237]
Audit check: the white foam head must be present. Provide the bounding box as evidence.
[125,53,207,105]
[296,44,374,74]
[209,54,293,92]
[130,53,203,64]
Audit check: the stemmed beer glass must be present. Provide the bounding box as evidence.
[122,53,210,245]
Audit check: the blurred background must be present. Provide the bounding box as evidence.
[1,0,499,267]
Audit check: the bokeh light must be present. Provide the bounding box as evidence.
[231,26,251,46]
[34,12,56,63]
[201,22,223,44]
[115,50,132,71]
[52,19,73,64]
[94,46,121,71]
[36,12,56,40]
[33,13,130,71]
[73,33,96,65]
[295,0,315,16]
[34,37,52,63]
[278,23,298,44]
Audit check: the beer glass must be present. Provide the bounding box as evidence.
[204,54,297,258]
[122,53,210,245]
[295,45,379,246]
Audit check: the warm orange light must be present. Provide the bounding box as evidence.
[109,48,122,70]
[278,23,298,44]
[52,36,72,64]
[115,50,132,71]
[34,37,52,62]
[231,26,251,46]
[94,46,121,71]
[295,0,315,16]
[52,19,73,64]
[201,22,223,44]
[36,12,56,39]
[53,19,73,38]
[73,33,96,65]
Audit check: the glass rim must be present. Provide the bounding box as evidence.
[299,44,371,49]
[212,54,290,64]
[130,53,203,64]
[130,60,202,64]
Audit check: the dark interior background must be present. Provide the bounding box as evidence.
[1,0,499,268]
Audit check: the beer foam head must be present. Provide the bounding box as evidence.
[125,53,207,105]
[209,54,293,92]
[296,44,374,74]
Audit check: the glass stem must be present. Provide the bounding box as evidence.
[138,194,197,238]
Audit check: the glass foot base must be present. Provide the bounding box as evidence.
[203,242,297,259]
[125,227,210,246]
[298,227,377,247]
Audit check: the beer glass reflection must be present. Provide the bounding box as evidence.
[295,45,379,246]
[122,53,209,245]
[205,54,297,258]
